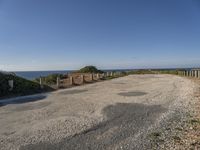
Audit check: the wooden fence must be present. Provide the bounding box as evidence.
[177,69,200,78]
[6,70,200,91]
[39,72,121,89]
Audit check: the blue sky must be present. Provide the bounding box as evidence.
[0,0,200,71]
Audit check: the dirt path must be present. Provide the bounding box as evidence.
[0,74,196,150]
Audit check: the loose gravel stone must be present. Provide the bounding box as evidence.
[0,74,197,150]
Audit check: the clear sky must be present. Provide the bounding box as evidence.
[0,0,200,71]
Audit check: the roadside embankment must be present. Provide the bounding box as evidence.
[0,72,52,99]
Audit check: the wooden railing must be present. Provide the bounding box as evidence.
[177,69,200,78]
[39,72,122,89]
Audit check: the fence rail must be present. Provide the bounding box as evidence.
[38,70,200,89]
[39,72,120,89]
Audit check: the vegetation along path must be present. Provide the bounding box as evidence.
[0,74,197,150]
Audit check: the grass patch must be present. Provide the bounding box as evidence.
[0,72,53,99]
[34,74,67,85]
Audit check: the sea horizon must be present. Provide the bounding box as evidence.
[13,68,194,80]
[14,69,133,80]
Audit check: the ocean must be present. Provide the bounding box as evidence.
[14,68,187,80]
[15,70,73,80]
[14,69,133,80]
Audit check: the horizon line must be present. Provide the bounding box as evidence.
[2,67,199,72]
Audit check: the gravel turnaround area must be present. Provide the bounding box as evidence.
[0,74,196,150]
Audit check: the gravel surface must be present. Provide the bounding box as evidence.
[0,74,196,150]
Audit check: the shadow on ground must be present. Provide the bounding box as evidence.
[0,95,47,107]
[20,102,167,150]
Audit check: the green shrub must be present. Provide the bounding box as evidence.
[0,72,42,98]
[0,73,10,95]
[120,71,128,76]
[78,66,104,73]
[34,74,65,85]
[155,70,179,75]
[127,69,179,75]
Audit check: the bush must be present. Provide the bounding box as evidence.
[0,74,10,95]
[0,72,42,98]
[127,69,179,75]
[78,66,104,74]
[34,74,66,85]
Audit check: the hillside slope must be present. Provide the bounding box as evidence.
[0,72,42,98]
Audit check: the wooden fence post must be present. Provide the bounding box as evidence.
[189,71,192,77]
[193,70,195,77]
[80,75,84,84]
[57,76,60,88]
[40,77,44,89]
[110,72,113,77]
[102,73,105,78]
[187,71,189,77]
[90,74,93,81]
[96,73,99,80]
[8,80,14,91]
[183,71,185,76]
[197,70,200,78]
[195,70,198,78]
[105,73,107,77]
[69,76,74,85]
[106,72,109,77]
[198,70,200,78]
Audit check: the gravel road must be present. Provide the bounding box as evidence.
[0,74,196,150]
